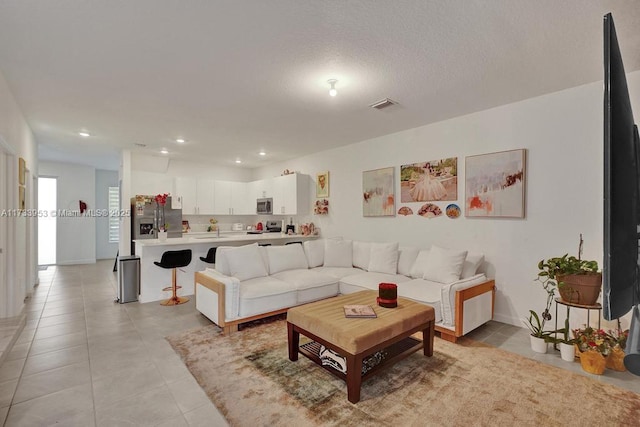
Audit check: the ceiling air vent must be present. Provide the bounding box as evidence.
[369,98,397,110]
[134,143,147,148]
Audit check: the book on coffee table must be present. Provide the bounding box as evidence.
[344,305,377,318]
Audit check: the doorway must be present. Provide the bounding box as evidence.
[38,177,56,265]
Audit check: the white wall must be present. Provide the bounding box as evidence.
[0,71,37,318]
[95,169,119,260]
[39,161,96,265]
[252,71,640,329]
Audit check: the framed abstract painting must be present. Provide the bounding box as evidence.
[363,167,395,217]
[465,149,526,218]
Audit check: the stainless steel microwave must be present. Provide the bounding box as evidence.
[256,198,272,214]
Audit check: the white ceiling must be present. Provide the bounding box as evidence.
[1,1,639,171]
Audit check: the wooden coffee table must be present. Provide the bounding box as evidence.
[287,290,435,403]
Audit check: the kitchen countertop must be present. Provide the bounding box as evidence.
[134,232,315,247]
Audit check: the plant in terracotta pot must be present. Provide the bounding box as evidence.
[536,235,602,305]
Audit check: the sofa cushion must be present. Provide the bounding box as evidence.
[225,243,269,281]
[461,253,485,279]
[352,241,371,270]
[396,278,443,323]
[266,244,309,274]
[213,246,234,276]
[423,245,467,284]
[397,246,420,276]
[339,271,411,295]
[368,242,399,274]
[272,269,339,304]
[324,239,353,267]
[238,276,297,318]
[312,266,363,279]
[303,239,324,268]
[409,249,431,279]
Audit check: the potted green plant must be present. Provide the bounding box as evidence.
[545,318,576,361]
[522,308,553,353]
[536,235,602,305]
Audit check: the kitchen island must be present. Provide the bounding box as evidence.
[133,233,318,303]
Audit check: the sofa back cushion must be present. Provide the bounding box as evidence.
[368,242,399,274]
[409,249,431,279]
[324,239,353,267]
[461,253,485,279]
[224,243,269,281]
[303,239,325,268]
[423,245,467,283]
[352,241,371,270]
[266,244,309,274]
[213,246,233,276]
[397,246,420,276]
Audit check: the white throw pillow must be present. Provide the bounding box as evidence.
[225,243,269,281]
[397,246,420,276]
[213,246,234,276]
[409,249,431,279]
[352,241,371,270]
[368,242,399,275]
[267,244,309,274]
[423,245,468,284]
[303,239,325,268]
[461,253,485,279]
[324,239,353,268]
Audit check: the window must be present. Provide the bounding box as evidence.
[108,186,119,243]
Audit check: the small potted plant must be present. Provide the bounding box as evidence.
[522,308,553,353]
[537,235,601,305]
[545,317,576,361]
[573,326,611,374]
[606,326,629,372]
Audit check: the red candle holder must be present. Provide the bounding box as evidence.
[377,283,398,308]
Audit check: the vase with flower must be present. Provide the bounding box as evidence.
[606,326,629,372]
[154,193,169,239]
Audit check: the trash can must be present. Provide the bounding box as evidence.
[117,255,140,303]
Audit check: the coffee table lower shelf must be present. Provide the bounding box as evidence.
[299,337,422,382]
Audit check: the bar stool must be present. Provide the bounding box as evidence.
[200,247,217,264]
[285,241,302,245]
[154,249,192,306]
[258,243,271,246]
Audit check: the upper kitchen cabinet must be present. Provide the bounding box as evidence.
[252,177,273,200]
[213,181,251,215]
[272,173,309,215]
[174,177,215,215]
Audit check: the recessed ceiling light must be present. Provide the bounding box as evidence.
[259,151,266,156]
[327,79,338,97]
[176,138,185,143]
[78,131,91,137]
[235,159,242,164]
[160,148,169,154]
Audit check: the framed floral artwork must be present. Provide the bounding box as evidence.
[363,167,395,217]
[316,171,329,198]
[465,149,526,218]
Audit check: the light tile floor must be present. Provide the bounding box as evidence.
[1,261,638,426]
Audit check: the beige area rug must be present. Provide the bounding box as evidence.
[167,319,640,426]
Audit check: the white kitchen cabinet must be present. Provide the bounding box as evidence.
[214,181,250,215]
[174,177,215,215]
[272,173,309,215]
[253,178,273,200]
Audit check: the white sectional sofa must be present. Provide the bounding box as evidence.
[194,239,495,342]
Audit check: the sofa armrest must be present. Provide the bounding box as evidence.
[437,277,495,342]
[194,269,241,325]
[440,274,489,326]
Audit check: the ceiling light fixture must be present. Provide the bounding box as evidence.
[235,159,242,164]
[78,131,91,137]
[176,138,185,143]
[259,151,266,156]
[160,148,169,154]
[327,79,338,97]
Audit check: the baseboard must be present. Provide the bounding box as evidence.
[56,259,96,265]
[492,312,522,328]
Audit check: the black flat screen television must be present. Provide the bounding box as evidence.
[602,12,638,321]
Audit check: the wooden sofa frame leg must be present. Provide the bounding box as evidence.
[435,280,495,343]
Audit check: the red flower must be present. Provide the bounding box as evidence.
[155,193,169,206]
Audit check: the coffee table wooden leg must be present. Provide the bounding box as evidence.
[346,353,363,403]
[287,322,299,361]
[423,320,434,357]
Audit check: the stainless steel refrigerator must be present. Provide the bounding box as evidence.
[131,195,182,254]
